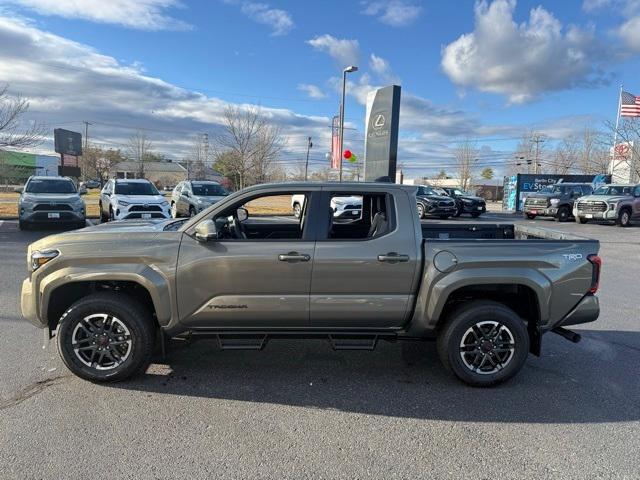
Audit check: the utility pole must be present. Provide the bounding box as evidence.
[304,137,312,181]
[531,134,546,175]
[82,121,91,181]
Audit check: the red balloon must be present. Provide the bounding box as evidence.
[343,150,352,159]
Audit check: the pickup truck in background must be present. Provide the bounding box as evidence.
[573,183,640,227]
[21,182,601,387]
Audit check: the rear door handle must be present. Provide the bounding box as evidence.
[378,252,410,263]
[278,252,311,262]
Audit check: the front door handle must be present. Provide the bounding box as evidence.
[278,252,311,262]
[378,252,410,263]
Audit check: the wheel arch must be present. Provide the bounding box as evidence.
[40,268,172,331]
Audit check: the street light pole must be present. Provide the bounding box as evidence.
[339,65,358,182]
[304,136,312,181]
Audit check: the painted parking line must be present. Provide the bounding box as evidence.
[86,219,95,226]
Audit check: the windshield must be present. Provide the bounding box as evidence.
[538,185,564,194]
[417,186,437,196]
[25,179,76,194]
[432,188,448,196]
[114,182,159,195]
[593,186,632,195]
[192,183,228,196]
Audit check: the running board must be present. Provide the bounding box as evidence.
[216,334,268,350]
[328,334,379,351]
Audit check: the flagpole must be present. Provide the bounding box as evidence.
[612,83,623,176]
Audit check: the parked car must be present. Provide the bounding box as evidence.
[523,183,593,221]
[573,184,640,227]
[170,180,229,218]
[292,194,362,221]
[416,185,456,219]
[81,179,101,189]
[21,182,601,387]
[442,187,487,218]
[17,176,86,230]
[99,179,170,222]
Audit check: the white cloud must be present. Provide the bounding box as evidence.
[306,34,359,66]
[297,83,326,99]
[369,54,389,75]
[361,0,422,26]
[583,0,640,52]
[0,0,190,30]
[441,0,608,103]
[238,1,293,36]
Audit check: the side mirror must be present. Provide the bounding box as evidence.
[195,219,218,242]
[237,207,248,222]
[183,191,190,197]
[14,186,23,193]
[78,187,87,195]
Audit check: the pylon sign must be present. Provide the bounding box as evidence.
[363,85,401,182]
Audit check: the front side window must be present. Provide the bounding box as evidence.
[26,179,76,194]
[114,182,159,195]
[213,192,310,240]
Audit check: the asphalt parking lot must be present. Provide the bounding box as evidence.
[0,214,639,479]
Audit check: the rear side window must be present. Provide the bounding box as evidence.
[325,192,394,240]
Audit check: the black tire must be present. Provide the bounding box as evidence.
[556,206,570,222]
[439,215,451,219]
[56,292,156,382]
[453,204,462,217]
[18,220,29,230]
[437,300,529,387]
[99,203,108,223]
[524,213,536,220]
[75,221,86,229]
[417,203,425,219]
[189,206,196,217]
[578,217,589,224]
[616,208,631,227]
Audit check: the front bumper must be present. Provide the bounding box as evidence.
[573,208,618,221]
[523,205,553,216]
[334,208,362,220]
[21,277,44,328]
[114,204,170,220]
[20,205,85,224]
[424,204,456,216]
[461,203,486,214]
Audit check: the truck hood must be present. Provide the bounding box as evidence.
[114,194,166,204]
[526,192,555,199]
[578,194,629,202]
[20,193,82,203]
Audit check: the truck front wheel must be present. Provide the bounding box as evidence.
[437,300,529,387]
[56,292,156,382]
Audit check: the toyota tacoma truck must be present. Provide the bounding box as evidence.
[21,182,602,387]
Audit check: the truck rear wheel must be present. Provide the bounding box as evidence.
[56,292,156,382]
[437,300,529,387]
[616,208,631,227]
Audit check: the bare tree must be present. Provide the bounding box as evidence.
[550,136,579,174]
[453,140,477,191]
[0,85,44,149]
[579,128,610,175]
[214,105,284,189]
[126,131,153,178]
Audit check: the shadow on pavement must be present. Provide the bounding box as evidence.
[110,329,640,424]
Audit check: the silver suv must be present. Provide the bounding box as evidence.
[170,180,229,218]
[573,184,640,227]
[17,176,86,230]
[99,179,170,222]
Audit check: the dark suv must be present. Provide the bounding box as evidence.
[523,183,593,222]
[442,187,487,218]
[415,185,456,219]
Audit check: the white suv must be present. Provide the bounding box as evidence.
[100,179,170,222]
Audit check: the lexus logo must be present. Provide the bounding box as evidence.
[50,202,56,207]
[143,204,148,208]
[373,114,386,128]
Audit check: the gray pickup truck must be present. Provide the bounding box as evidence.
[21,182,601,387]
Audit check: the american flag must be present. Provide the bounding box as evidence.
[620,90,640,117]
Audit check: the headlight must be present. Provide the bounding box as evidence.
[118,200,130,207]
[608,202,618,210]
[462,199,473,204]
[160,201,169,207]
[31,249,59,271]
[550,199,560,206]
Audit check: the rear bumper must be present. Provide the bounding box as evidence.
[462,204,486,214]
[555,294,600,328]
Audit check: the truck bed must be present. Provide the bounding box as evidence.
[421,223,588,240]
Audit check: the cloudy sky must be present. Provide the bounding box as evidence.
[0,0,638,177]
